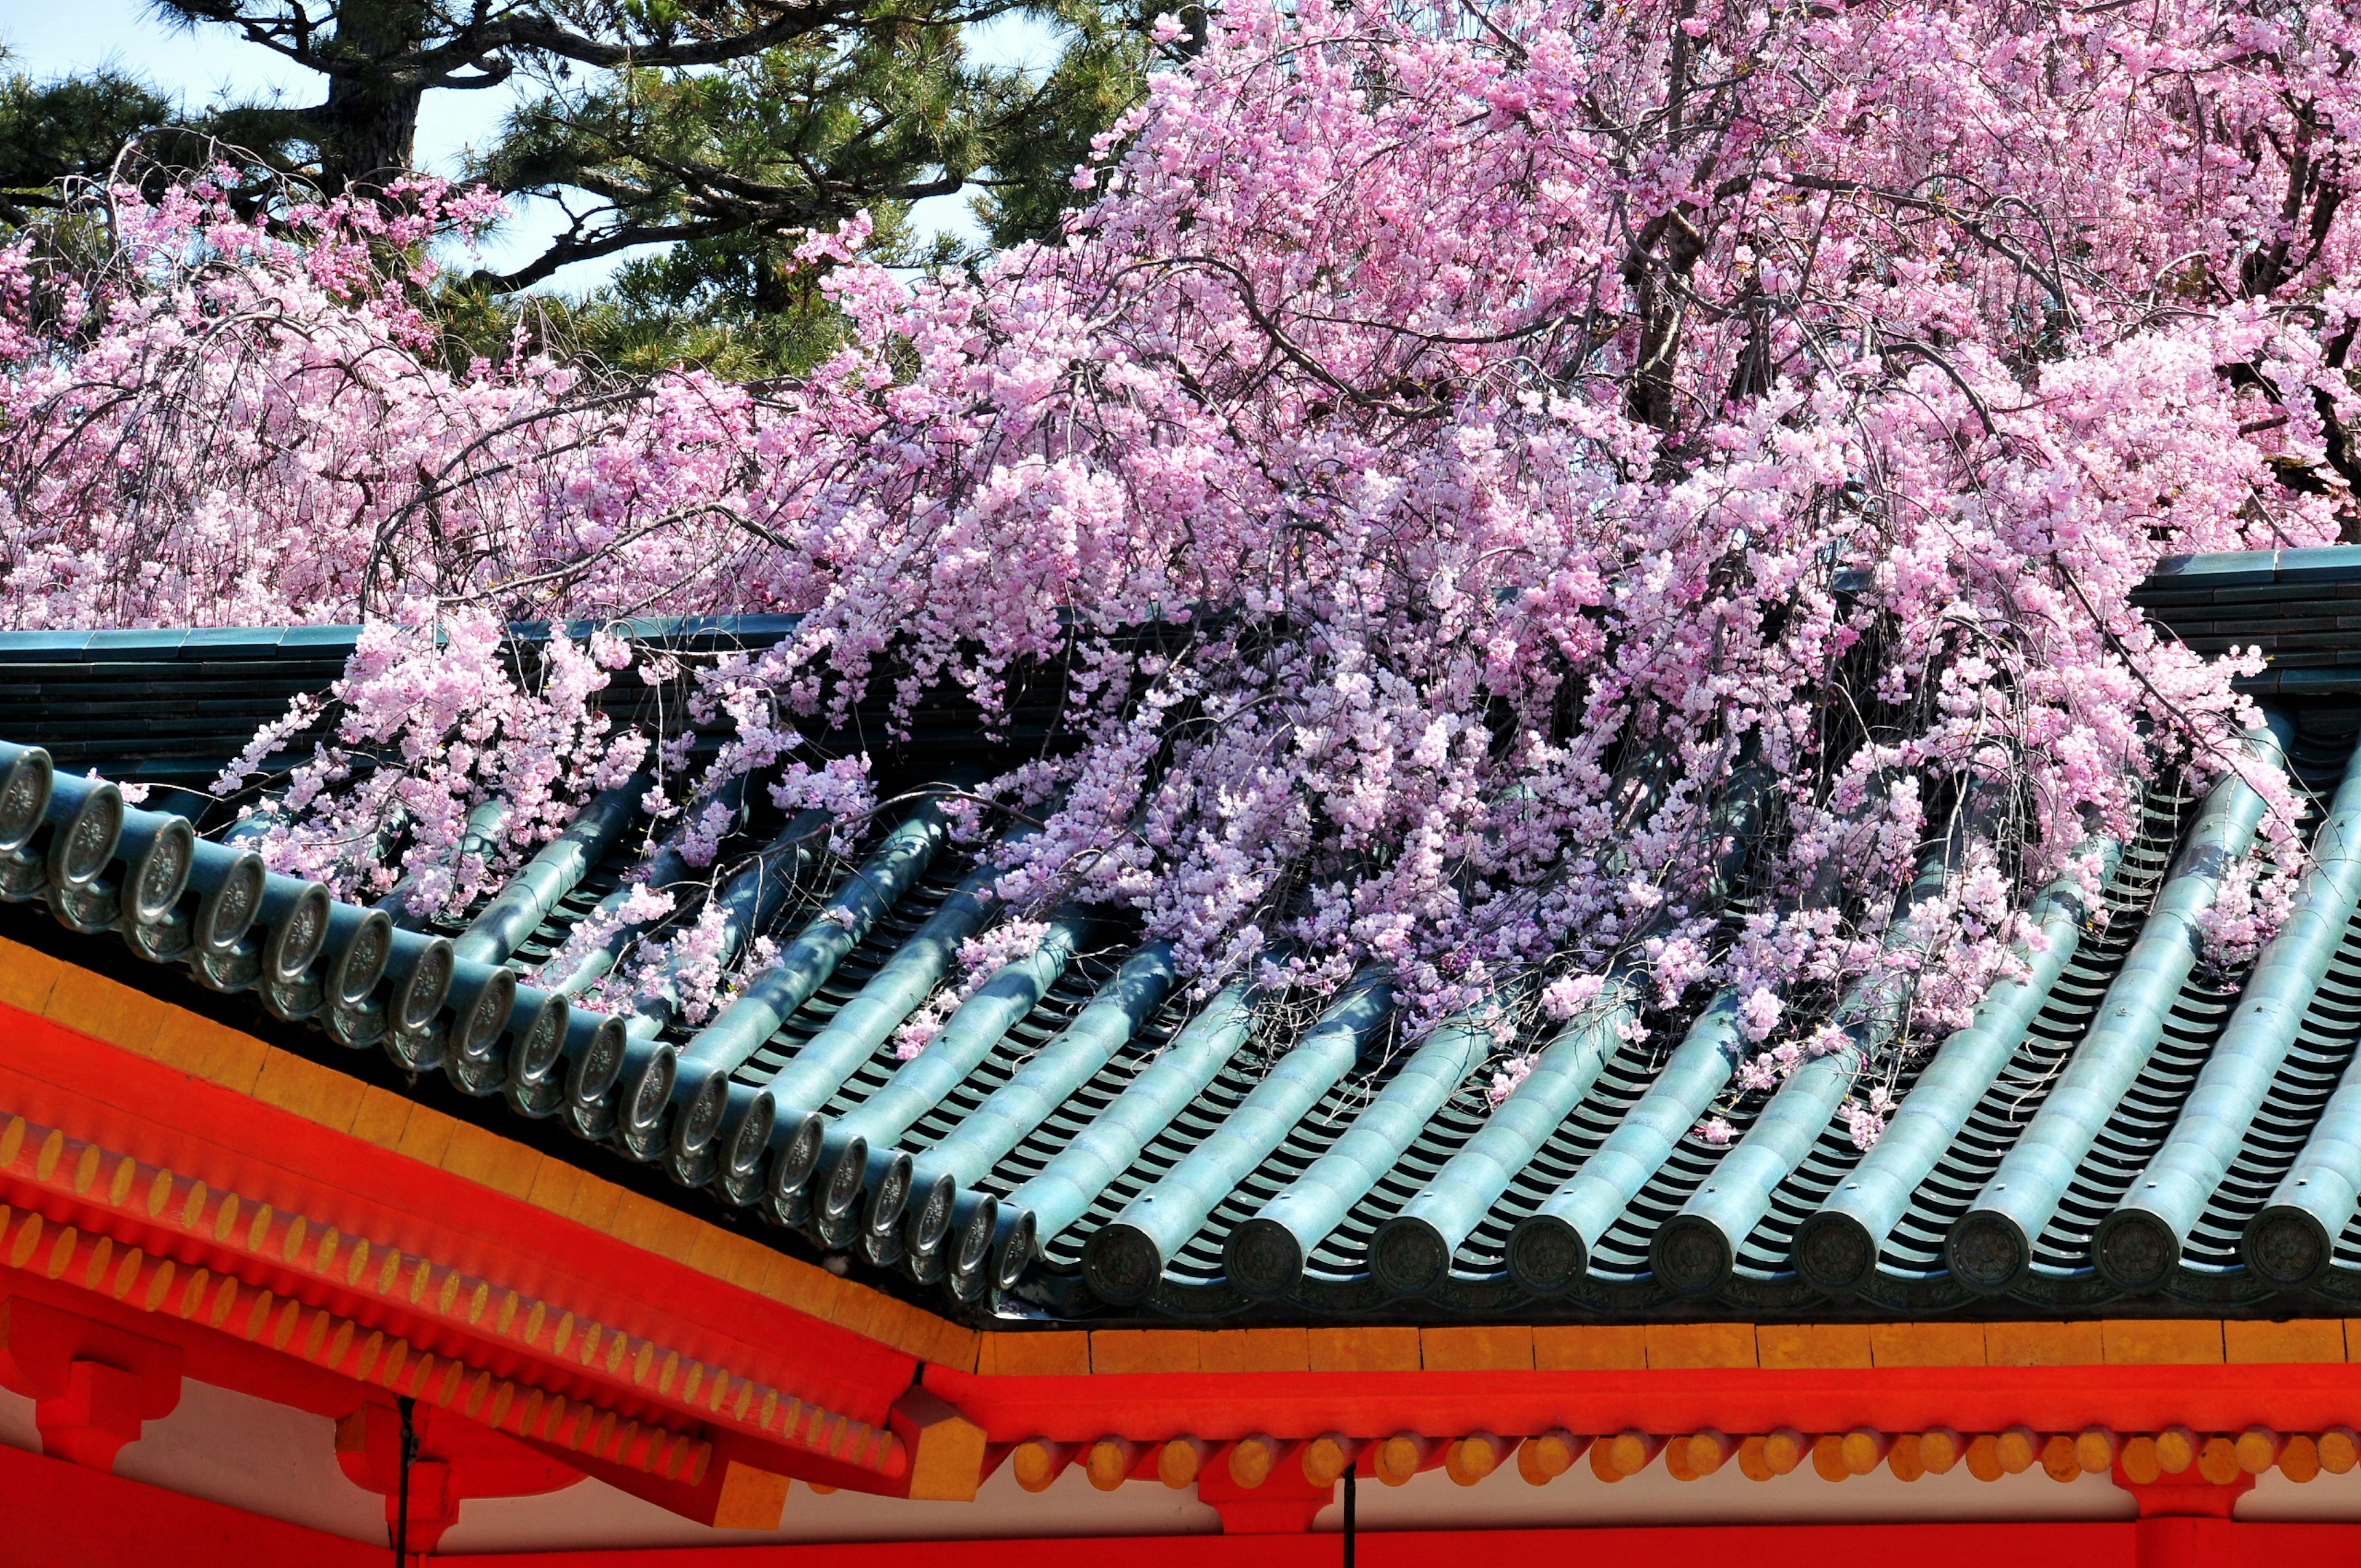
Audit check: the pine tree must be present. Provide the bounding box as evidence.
[0,0,1171,370]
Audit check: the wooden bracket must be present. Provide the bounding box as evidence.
[1197,1447,1332,1534]
[335,1402,583,1554]
[0,1294,181,1470]
[2110,1444,2256,1568]
[529,1424,801,1530]
[2111,1459,2255,1519]
[890,1387,986,1501]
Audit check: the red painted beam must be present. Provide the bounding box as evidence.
[0,1456,2167,1568]
[10,1428,2361,1568]
[925,1361,2361,1444]
[429,1527,2134,1568]
[0,1439,384,1568]
[429,1524,2361,1568]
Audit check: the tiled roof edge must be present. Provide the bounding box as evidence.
[2139,544,2361,593]
[0,614,808,664]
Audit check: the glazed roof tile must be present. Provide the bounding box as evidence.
[8,551,2361,1326]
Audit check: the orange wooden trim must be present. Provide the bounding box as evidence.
[979,1314,2335,1386]
[0,989,928,1472]
[1757,1323,1873,1370]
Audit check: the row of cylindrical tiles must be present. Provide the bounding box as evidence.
[0,740,629,1121]
[1002,1423,2361,1492]
[22,713,2361,1310]
[656,713,2361,1305]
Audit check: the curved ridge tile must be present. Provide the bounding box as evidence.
[898,941,1177,1275]
[2098,732,2361,1289]
[652,802,953,1186]
[1948,724,2289,1296]
[1227,1010,1497,1298]
[1081,968,1391,1304]
[1793,842,2121,1293]
[1654,843,1958,1298]
[975,980,1259,1299]
[807,908,1095,1251]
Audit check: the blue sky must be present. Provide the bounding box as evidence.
[2,1,1063,291]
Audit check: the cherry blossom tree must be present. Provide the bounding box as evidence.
[4,0,2357,1139]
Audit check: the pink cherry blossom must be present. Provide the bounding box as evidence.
[2,0,2353,1085]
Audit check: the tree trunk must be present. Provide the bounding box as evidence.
[308,0,429,193]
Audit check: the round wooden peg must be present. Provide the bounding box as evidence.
[1013,1438,1070,1493]
[1682,1430,1731,1477]
[1605,1430,1661,1477]
[1840,1428,1889,1476]
[1517,1429,1581,1485]
[1228,1433,1278,1489]
[1377,1432,1430,1487]
[1447,1432,1507,1486]
[1157,1436,1204,1489]
[1086,1438,1137,1491]
[1301,1433,1357,1487]
[2235,1427,2282,1475]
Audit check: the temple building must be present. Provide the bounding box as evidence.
[10,545,2361,1567]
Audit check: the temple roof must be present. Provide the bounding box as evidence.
[11,548,2361,1329]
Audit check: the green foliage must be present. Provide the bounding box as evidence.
[0,65,180,221]
[469,21,1002,292]
[0,0,1163,374]
[970,0,1171,249]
